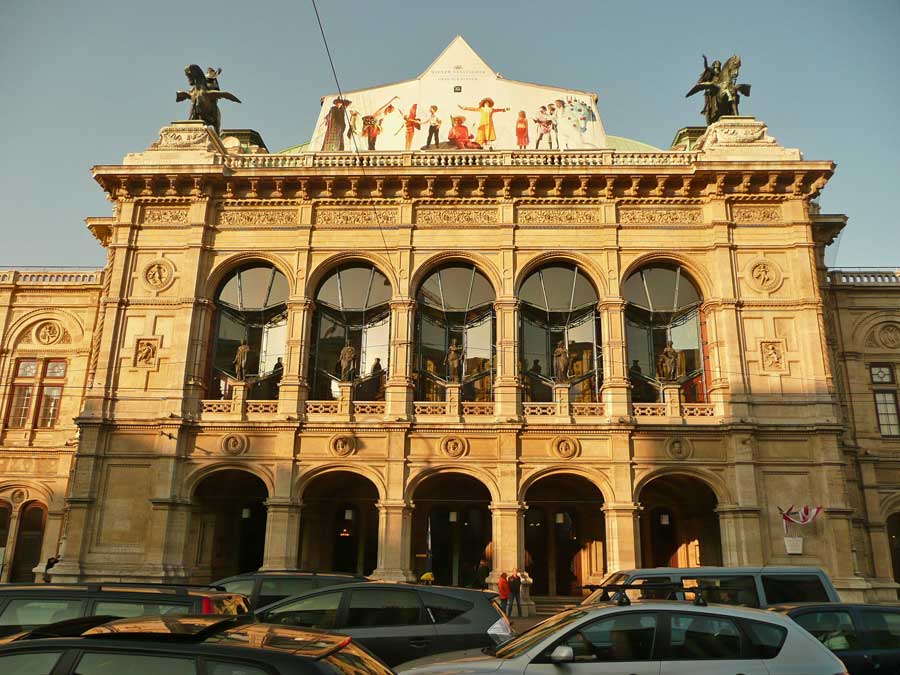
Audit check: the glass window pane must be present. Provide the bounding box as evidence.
[571,272,598,309]
[566,316,595,380]
[0,652,64,675]
[45,361,67,378]
[8,386,33,428]
[418,273,444,309]
[464,316,492,376]
[338,267,374,310]
[37,386,62,428]
[207,661,271,675]
[622,272,649,308]
[367,270,392,308]
[361,317,390,378]
[75,652,197,675]
[676,274,701,307]
[760,575,829,604]
[682,575,760,608]
[258,578,319,607]
[794,611,858,652]
[267,271,289,306]
[345,589,422,628]
[317,273,341,308]
[93,601,190,617]
[258,317,287,375]
[668,613,741,659]
[0,598,82,630]
[876,392,900,435]
[540,267,575,311]
[439,267,474,311]
[420,592,473,623]
[860,610,900,649]
[468,270,495,308]
[221,579,256,596]
[267,591,342,629]
[239,267,275,310]
[520,274,547,309]
[561,612,657,662]
[642,267,678,311]
[743,620,787,659]
[16,360,37,378]
[218,276,241,308]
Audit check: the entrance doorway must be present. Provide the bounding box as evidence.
[888,512,900,599]
[411,473,492,587]
[192,470,268,581]
[639,474,722,568]
[524,474,605,596]
[10,502,47,582]
[298,471,379,576]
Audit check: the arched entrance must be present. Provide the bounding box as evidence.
[524,474,605,596]
[192,470,268,581]
[411,473,492,587]
[639,474,722,568]
[888,512,900,599]
[298,472,379,575]
[10,501,47,582]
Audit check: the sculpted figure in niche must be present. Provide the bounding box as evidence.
[557,439,575,458]
[339,341,356,381]
[762,342,783,370]
[445,438,463,457]
[670,440,687,459]
[553,341,570,383]
[656,341,679,381]
[445,339,463,383]
[751,262,774,289]
[146,262,169,287]
[881,324,900,349]
[136,339,157,365]
[233,340,250,380]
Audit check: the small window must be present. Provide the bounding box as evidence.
[742,619,787,659]
[93,601,190,618]
[265,591,341,629]
[7,386,34,428]
[15,360,37,378]
[761,575,830,604]
[74,652,197,675]
[860,609,900,650]
[345,589,423,628]
[870,364,895,384]
[874,391,900,436]
[0,598,83,630]
[668,613,742,660]
[220,578,256,597]
[0,651,64,675]
[421,591,474,623]
[556,612,657,662]
[793,610,858,652]
[257,578,319,607]
[682,575,760,608]
[44,361,67,378]
[36,387,62,428]
[206,660,273,675]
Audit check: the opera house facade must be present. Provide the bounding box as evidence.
[1,38,898,608]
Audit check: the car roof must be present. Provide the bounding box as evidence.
[771,602,900,612]
[0,583,235,598]
[569,599,799,624]
[283,580,495,595]
[218,571,364,579]
[612,566,828,575]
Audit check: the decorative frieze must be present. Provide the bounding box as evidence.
[217,209,297,227]
[315,207,398,226]
[415,207,497,226]
[618,207,702,225]
[516,207,603,225]
[141,207,189,225]
[732,205,781,224]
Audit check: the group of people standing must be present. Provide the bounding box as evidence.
[497,569,523,618]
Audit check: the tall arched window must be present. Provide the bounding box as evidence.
[211,264,289,400]
[520,264,602,402]
[311,264,392,401]
[623,264,708,403]
[415,264,495,402]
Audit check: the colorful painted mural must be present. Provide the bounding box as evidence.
[310,36,607,152]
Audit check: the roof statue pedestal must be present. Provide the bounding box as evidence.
[695,116,802,161]
[125,121,227,166]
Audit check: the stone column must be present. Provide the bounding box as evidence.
[0,509,20,582]
[716,505,763,566]
[599,299,630,417]
[553,383,571,420]
[445,383,462,418]
[373,500,414,581]
[603,502,641,571]
[662,383,681,417]
[261,499,302,570]
[282,298,313,416]
[493,299,521,420]
[386,299,415,420]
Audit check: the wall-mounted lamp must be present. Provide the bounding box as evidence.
[344,509,355,521]
[449,511,458,522]
[241,508,251,519]
[659,513,670,526]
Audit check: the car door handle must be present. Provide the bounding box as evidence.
[863,653,880,669]
[409,638,430,648]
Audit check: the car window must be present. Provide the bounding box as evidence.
[761,575,829,604]
[668,613,742,660]
[220,579,256,596]
[0,651,64,675]
[682,575,759,608]
[420,591,473,623]
[326,642,395,675]
[555,612,657,662]
[742,619,787,659]
[345,588,423,628]
[793,610,859,652]
[266,591,341,629]
[93,600,191,617]
[257,578,319,607]
[0,598,83,629]
[208,595,251,615]
[206,660,273,675]
[860,609,900,649]
[497,610,589,659]
[627,576,672,601]
[74,652,197,675]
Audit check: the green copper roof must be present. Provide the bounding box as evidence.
[605,135,661,152]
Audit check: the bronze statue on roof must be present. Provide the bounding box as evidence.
[686,55,751,125]
[176,64,241,133]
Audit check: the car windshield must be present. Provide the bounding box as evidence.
[494,610,588,659]
[582,573,628,604]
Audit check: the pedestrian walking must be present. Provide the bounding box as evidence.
[498,572,510,613]
[507,568,523,617]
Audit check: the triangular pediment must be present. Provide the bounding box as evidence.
[419,35,497,81]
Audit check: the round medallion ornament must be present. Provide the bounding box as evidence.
[666,437,693,460]
[219,433,249,456]
[330,434,356,457]
[745,258,783,292]
[142,258,176,292]
[440,435,468,459]
[35,321,62,345]
[880,323,900,350]
[551,436,580,460]
[10,489,27,505]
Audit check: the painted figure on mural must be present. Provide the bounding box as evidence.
[321,98,351,151]
[448,116,482,149]
[339,340,356,381]
[346,110,362,147]
[400,104,421,151]
[421,105,442,148]
[553,341,570,383]
[360,97,398,151]
[445,339,463,383]
[515,111,529,149]
[458,98,508,149]
[533,106,554,149]
[656,341,679,381]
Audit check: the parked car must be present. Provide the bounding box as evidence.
[397,600,847,675]
[0,614,395,675]
[773,602,900,674]
[214,570,367,608]
[255,582,512,667]
[583,566,840,608]
[0,583,249,638]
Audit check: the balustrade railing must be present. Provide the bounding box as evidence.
[523,403,556,416]
[413,402,447,416]
[632,403,667,417]
[826,268,900,285]
[571,402,605,417]
[462,402,495,416]
[201,400,233,414]
[246,401,278,414]
[305,400,339,415]
[353,402,385,416]
[681,403,716,417]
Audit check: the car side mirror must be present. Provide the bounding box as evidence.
[549,645,574,664]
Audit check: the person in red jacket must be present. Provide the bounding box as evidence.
[497,572,510,612]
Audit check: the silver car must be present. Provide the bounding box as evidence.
[398,601,848,675]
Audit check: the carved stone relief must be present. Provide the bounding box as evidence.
[35,321,63,345]
[217,209,296,227]
[220,433,249,456]
[759,340,787,373]
[666,437,693,460]
[618,208,702,225]
[316,208,397,226]
[516,208,603,225]
[10,488,27,505]
[134,337,160,368]
[732,205,781,224]
[142,207,189,225]
[330,434,356,457]
[551,435,580,459]
[415,207,497,225]
[440,434,469,459]
[745,258,783,292]
[142,258,176,292]
[880,324,900,349]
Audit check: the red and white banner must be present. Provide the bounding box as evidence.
[778,505,822,532]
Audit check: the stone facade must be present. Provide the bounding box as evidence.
[0,115,896,605]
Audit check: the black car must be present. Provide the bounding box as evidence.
[0,583,250,638]
[0,614,395,675]
[255,582,512,667]
[214,570,367,609]
[773,602,900,674]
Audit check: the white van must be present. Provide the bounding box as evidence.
[582,566,840,608]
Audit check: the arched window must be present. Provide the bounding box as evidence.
[415,264,495,402]
[623,264,708,403]
[210,264,289,401]
[520,264,601,402]
[311,264,391,401]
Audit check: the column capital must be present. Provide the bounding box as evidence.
[598,298,626,311]
[390,298,416,311]
[490,501,526,513]
[602,502,642,513]
[493,298,520,311]
[376,499,412,512]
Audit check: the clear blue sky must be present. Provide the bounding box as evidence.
[1,0,897,267]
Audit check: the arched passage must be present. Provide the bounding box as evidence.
[298,471,379,576]
[191,470,268,581]
[888,512,900,598]
[10,501,47,582]
[638,474,722,568]
[524,474,605,596]
[411,473,492,587]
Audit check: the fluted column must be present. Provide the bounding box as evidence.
[599,299,630,417]
[282,298,314,415]
[493,298,521,419]
[386,299,415,420]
